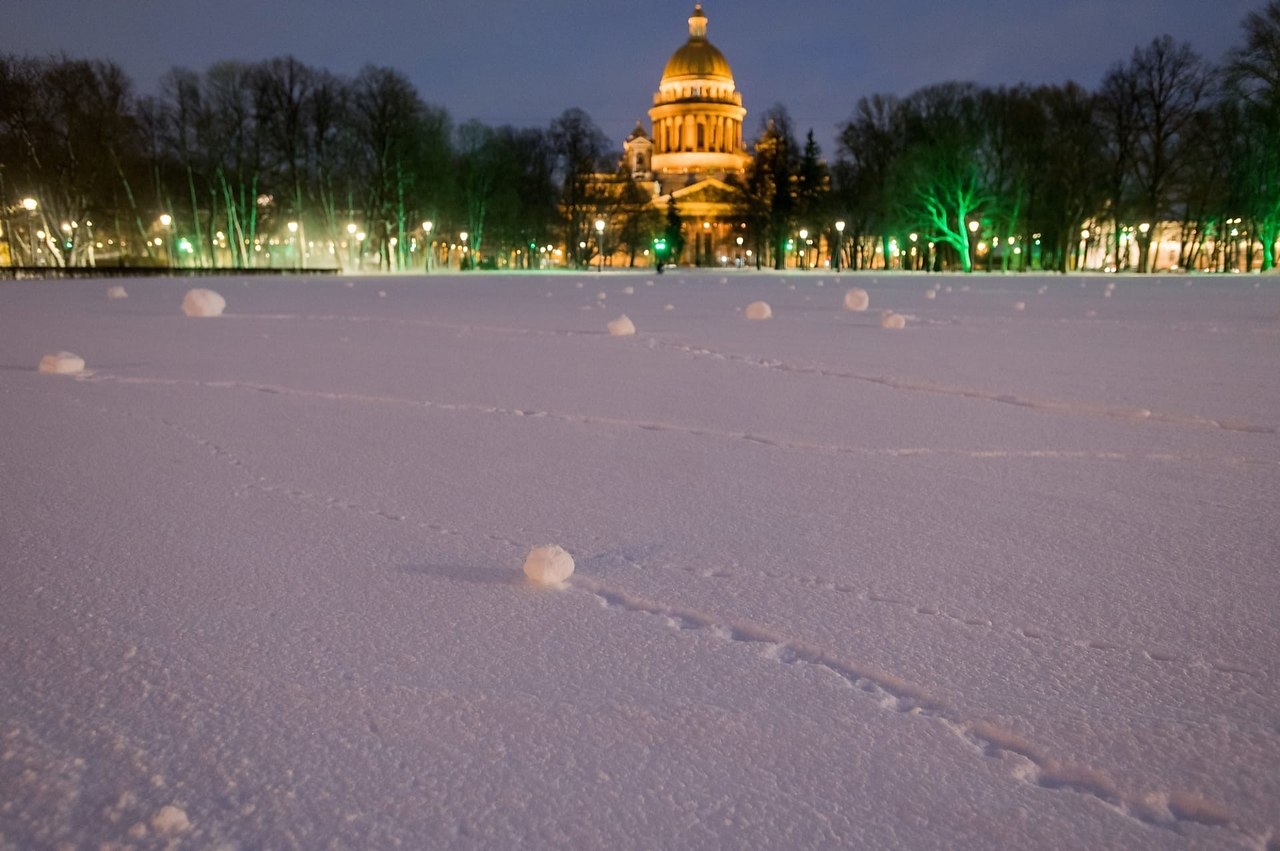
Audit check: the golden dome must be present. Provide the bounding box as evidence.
[661,5,734,82]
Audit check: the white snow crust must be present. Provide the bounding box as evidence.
[2,270,1278,850]
[607,314,636,337]
[37,351,85,374]
[181,288,226,317]
[843,287,870,311]
[522,544,576,585]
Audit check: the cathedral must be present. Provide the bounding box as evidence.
[622,4,750,266]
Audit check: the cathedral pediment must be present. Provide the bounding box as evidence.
[668,177,742,205]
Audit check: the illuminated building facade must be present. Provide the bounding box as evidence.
[623,5,750,266]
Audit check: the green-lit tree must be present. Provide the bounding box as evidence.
[892,83,989,273]
[1227,1,1280,270]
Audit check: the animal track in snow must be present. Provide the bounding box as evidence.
[654,338,1278,436]
[632,557,1262,684]
[571,575,1273,847]
[83,374,1263,469]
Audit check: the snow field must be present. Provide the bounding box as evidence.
[1,270,1277,849]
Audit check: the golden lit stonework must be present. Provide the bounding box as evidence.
[648,4,750,188]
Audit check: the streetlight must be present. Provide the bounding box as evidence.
[595,218,606,272]
[18,198,37,265]
[159,213,174,268]
[799,228,809,270]
[460,231,469,269]
[834,220,845,272]
[287,221,300,270]
[422,221,433,272]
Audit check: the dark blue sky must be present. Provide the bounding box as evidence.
[2,0,1261,154]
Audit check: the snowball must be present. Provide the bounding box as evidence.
[150,805,190,837]
[843,287,870,312]
[646,280,654,286]
[880,312,906,330]
[597,292,607,300]
[925,289,937,300]
[181,288,226,317]
[719,277,728,284]
[378,290,387,298]
[1086,309,1098,317]
[1037,286,1048,295]
[815,280,824,287]
[345,281,355,287]
[622,286,634,295]
[944,286,953,293]
[1013,301,1026,311]
[106,285,128,299]
[607,314,636,336]
[664,304,674,311]
[1104,290,1112,298]
[576,282,584,288]
[523,545,575,585]
[960,285,971,292]
[745,301,773,320]
[38,351,85,374]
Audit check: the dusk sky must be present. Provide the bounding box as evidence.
[3,0,1263,154]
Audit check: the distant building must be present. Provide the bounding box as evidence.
[617,5,750,267]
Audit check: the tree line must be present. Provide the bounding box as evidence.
[2,2,1278,272]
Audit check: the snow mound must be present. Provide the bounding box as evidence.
[607,314,636,336]
[38,351,85,374]
[106,285,128,299]
[745,301,773,320]
[925,289,937,300]
[150,805,190,837]
[181,288,226,317]
[880,312,906,330]
[843,288,870,312]
[523,545,575,585]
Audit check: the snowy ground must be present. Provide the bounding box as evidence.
[2,270,1277,850]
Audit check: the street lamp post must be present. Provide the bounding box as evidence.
[422,221,433,272]
[159,213,174,269]
[798,229,809,270]
[346,223,357,271]
[595,218,606,272]
[22,198,39,265]
[460,231,469,269]
[834,220,845,272]
[287,221,300,271]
